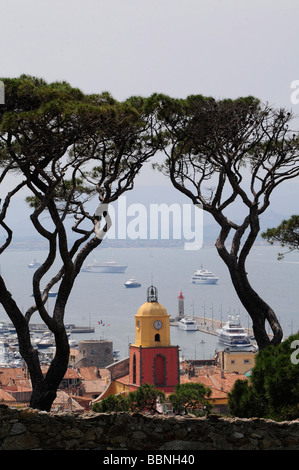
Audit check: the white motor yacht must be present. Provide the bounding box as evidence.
[124,278,141,288]
[216,315,252,349]
[28,259,42,269]
[82,260,127,273]
[178,317,198,331]
[191,266,219,284]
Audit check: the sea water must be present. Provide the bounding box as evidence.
[0,245,298,360]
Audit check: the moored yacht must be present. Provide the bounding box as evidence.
[216,315,252,349]
[36,332,55,349]
[178,317,198,331]
[28,259,42,269]
[191,266,219,284]
[0,322,9,335]
[82,260,127,273]
[124,278,141,288]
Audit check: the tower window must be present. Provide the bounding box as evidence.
[155,333,160,342]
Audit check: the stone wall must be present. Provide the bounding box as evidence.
[75,340,113,368]
[0,405,298,450]
[107,357,130,381]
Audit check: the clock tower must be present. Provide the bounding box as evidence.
[129,286,180,392]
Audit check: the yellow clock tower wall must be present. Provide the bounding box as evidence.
[133,286,171,348]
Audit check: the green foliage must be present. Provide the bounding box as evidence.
[92,383,165,414]
[0,74,160,215]
[0,75,85,131]
[261,215,299,259]
[0,76,162,412]
[25,178,95,211]
[228,333,299,420]
[227,379,266,418]
[126,383,165,413]
[92,394,128,413]
[169,382,212,415]
[92,382,214,416]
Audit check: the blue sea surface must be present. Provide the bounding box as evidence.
[0,245,298,360]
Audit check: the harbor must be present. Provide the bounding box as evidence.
[0,322,96,368]
[173,315,256,341]
[193,316,254,338]
[193,316,273,342]
[171,291,258,351]
[0,245,296,365]
[29,324,95,334]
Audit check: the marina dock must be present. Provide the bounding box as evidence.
[172,315,276,342]
[195,316,254,337]
[29,323,95,333]
[172,316,255,338]
[6,323,95,334]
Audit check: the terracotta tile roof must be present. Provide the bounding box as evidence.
[115,374,130,385]
[4,384,32,392]
[82,379,108,394]
[77,367,110,381]
[0,388,16,402]
[63,368,81,379]
[51,391,85,412]
[0,367,31,388]
[40,365,81,379]
[70,348,79,357]
[180,365,247,400]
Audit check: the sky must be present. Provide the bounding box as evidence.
[1,0,299,228]
[1,0,298,105]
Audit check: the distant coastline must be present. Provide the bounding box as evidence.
[7,237,274,251]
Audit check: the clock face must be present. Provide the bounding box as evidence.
[153,320,162,330]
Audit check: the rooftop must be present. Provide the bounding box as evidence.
[180,363,247,400]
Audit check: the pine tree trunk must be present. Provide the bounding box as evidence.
[28,329,70,411]
[216,246,283,350]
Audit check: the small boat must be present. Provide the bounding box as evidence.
[37,333,55,349]
[82,260,127,273]
[31,291,58,298]
[178,317,198,331]
[191,266,219,284]
[124,278,141,288]
[28,259,42,269]
[67,326,95,334]
[113,350,120,358]
[37,338,54,349]
[43,291,58,297]
[0,322,12,335]
[216,315,252,349]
